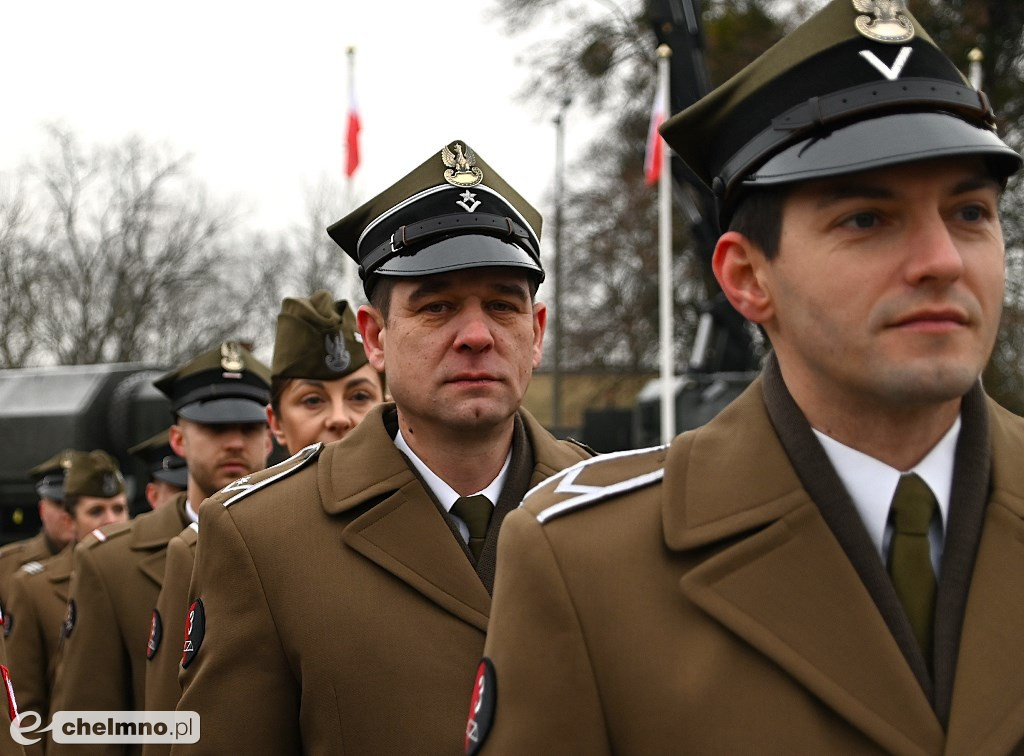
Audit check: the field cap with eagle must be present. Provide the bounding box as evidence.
[660,0,1022,227]
[154,342,272,425]
[271,291,369,382]
[64,450,125,500]
[327,140,544,297]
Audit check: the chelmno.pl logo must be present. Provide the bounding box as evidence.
[11,711,200,745]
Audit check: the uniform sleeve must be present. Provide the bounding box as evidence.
[47,545,130,756]
[143,536,193,720]
[171,501,300,755]
[5,572,47,756]
[476,508,611,755]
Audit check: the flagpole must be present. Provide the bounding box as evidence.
[657,44,675,445]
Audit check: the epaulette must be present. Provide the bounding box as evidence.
[525,445,668,525]
[0,541,29,560]
[80,520,133,550]
[19,561,44,576]
[218,443,323,508]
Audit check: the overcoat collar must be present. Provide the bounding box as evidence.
[318,404,579,632]
[661,373,1024,753]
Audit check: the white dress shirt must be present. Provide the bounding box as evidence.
[813,417,960,576]
[394,429,510,544]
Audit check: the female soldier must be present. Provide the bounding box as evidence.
[267,290,385,454]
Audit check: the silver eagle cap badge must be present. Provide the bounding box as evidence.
[324,332,351,373]
[441,142,484,187]
[853,0,915,43]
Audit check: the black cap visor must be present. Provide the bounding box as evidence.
[177,397,269,425]
[369,234,544,288]
[36,478,64,502]
[744,111,1022,190]
[152,465,189,489]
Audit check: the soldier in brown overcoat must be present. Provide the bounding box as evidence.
[172,140,592,754]
[48,345,272,756]
[470,1,1024,753]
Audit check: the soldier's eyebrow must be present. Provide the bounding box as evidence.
[813,183,894,207]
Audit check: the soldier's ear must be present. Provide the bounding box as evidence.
[712,231,774,325]
[168,424,187,457]
[357,305,386,373]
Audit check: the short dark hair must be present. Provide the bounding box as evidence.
[63,494,81,517]
[727,186,791,260]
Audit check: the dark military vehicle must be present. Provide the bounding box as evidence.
[0,363,172,545]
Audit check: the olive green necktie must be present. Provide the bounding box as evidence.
[451,495,493,561]
[887,473,938,659]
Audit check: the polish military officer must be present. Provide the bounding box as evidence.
[471,1,1024,753]
[0,452,77,609]
[49,343,272,756]
[142,293,382,747]
[7,450,128,755]
[172,140,593,755]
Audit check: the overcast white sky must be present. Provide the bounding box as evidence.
[0,1,583,237]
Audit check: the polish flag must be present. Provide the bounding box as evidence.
[644,75,668,185]
[345,89,361,178]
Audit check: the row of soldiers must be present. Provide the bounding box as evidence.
[0,288,386,754]
[1,1,1024,752]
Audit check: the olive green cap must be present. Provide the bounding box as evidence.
[154,342,271,425]
[27,449,78,501]
[65,449,125,499]
[660,0,1022,227]
[128,429,188,489]
[327,140,544,297]
[272,291,369,381]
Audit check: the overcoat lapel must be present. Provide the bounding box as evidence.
[322,405,491,632]
[131,493,189,588]
[945,401,1024,754]
[664,379,942,753]
[47,546,73,603]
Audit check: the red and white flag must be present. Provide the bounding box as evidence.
[345,49,361,178]
[644,69,669,185]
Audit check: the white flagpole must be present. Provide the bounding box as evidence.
[657,44,675,445]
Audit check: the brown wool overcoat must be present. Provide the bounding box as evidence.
[172,405,591,755]
[0,534,59,610]
[141,524,197,756]
[5,544,72,751]
[48,495,190,756]
[479,379,1024,755]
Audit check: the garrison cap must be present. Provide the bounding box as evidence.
[272,291,369,382]
[128,429,188,489]
[154,342,271,425]
[327,140,544,297]
[28,449,78,502]
[660,0,1023,227]
[65,450,125,499]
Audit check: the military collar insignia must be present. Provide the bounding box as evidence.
[852,0,914,43]
[325,331,352,373]
[220,341,245,373]
[442,142,484,187]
